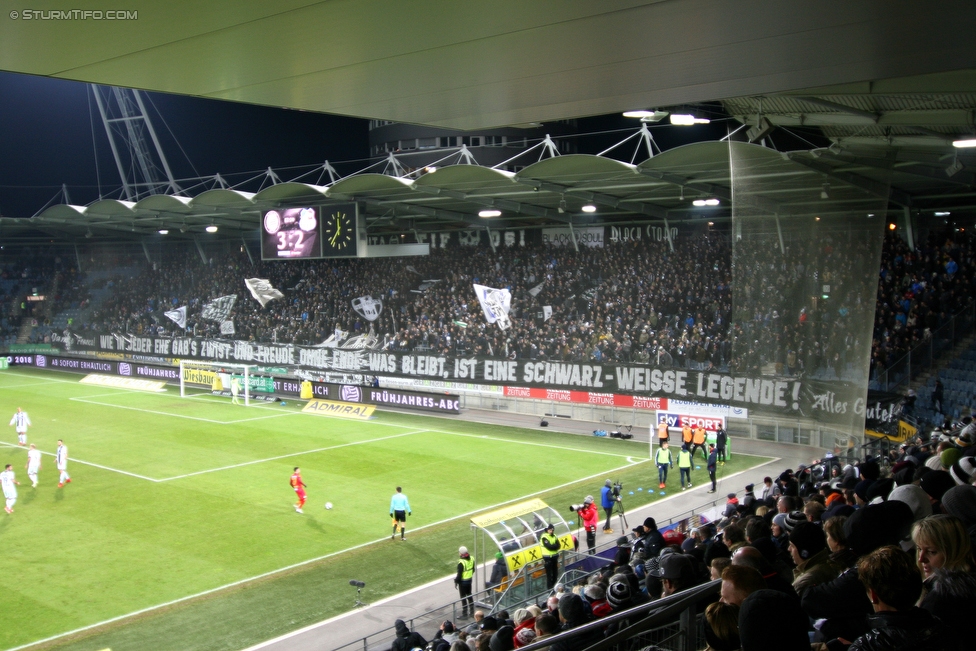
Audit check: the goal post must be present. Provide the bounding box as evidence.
[179,360,262,406]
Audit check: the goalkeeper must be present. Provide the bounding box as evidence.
[389,486,411,541]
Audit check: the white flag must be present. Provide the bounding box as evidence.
[351,295,383,321]
[542,305,552,322]
[220,320,235,335]
[201,295,237,322]
[245,278,284,308]
[473,283,512,330]
[528,281,546,297]
[164,306,187,329]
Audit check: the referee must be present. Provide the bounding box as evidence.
[390,486,411,541]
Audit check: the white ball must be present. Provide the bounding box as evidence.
[324,502,333,510]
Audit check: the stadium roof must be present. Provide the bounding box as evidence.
[1,2,974,243]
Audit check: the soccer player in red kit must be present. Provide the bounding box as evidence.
[290,467,307,513]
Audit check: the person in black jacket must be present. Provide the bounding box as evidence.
[843,545,955,651]
[390,619,426,651]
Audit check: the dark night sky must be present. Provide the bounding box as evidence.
[0,71,370,218]
[0,71,825,220]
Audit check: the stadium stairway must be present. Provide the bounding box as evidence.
[242,410,821,651]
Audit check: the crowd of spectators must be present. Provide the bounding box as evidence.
[31,230,968,383]
[427,423,976,651]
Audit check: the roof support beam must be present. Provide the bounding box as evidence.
[785,153,913,207]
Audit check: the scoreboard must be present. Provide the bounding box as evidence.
[260,203,359,260]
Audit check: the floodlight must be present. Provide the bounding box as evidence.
[581,204,597,213]
[935,211,951,216]
[206,225,218,233]
[158,229,169,235]
[670,114,710,125]
[478,209,501,218]
[952,138,976,148]
[622,110,669,123]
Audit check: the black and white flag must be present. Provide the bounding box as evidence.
[351,295,383,322]
[220,320,235,335]
[201,295,237,322]
[245,278,284,308]
[473,283,512,330]
[165,306,188,329]
[528,281,546,298]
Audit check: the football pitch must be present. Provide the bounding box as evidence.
[0,367,767,651]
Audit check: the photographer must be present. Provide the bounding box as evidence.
[601,479,621,533]
[571,496,599,554]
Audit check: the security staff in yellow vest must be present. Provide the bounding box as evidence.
[656,440,674,489]
[540,523,561,589]
[678,444,693,490]
[455,545,475,616]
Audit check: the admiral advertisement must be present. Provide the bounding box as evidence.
[36,334,870,423]
[6,354,460,415]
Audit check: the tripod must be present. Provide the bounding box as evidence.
[613,498,628,532]
[349,580,369,607]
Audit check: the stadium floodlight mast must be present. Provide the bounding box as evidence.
[179,360,256,406]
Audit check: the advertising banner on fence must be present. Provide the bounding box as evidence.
[32,334,869,423]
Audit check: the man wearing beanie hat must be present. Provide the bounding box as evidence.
[888,484,933,522]
[940,447,962,470]
[784,510,807,532]
[582,584,611,618]
[789,521,841,598]
[455,545,475,617]
[921,470,956,511]
[606,579,633,610]
[391,619,427,651]
[941,484,976,552]
[577,495,599,554]
[739,589,810,651]
[600,478,618,533]
[549,593,602,651]
[489,625,516,651]
[638,516,666,558]
[950,456,976,485]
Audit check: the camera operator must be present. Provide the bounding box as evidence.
[570,496,599,554]
[601,479,621,533]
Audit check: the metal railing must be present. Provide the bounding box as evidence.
[873,301,976,392]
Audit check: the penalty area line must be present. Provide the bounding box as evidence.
[156,429,429,482]
[0,441,160,483]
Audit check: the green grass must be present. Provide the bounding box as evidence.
[0,367,766,651]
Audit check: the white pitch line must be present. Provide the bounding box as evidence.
[5,454,658,651]
[68,397,240,425]
[0,380,71,389]
[157,429,428,482]
[429,427,638,459]
[0,441,160,483]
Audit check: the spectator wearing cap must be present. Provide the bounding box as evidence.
[549,594,600,651]
[651,553,701,598]
[577,495,599,555]
[739,589,810,651]
[789,521,842,598]
[949,456,976,486]
[921,470,956,513]
[784,510,807,532]
[942,484,976,552]
[847,545,954,651]
[638,517,666,559]
[801,501,915,644]
[771,513,791,553]
[888,484,932,525]
[610,535,632,573]
[760,476,780,502]
[390,619,427,651]
[581,584,611,619]
[742,484,756,513]
[488,625,516,651]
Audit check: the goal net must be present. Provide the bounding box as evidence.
[179,360,273,406]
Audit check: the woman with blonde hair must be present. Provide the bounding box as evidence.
[911,514,972,579]
[703,601,740,651]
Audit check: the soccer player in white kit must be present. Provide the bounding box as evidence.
[9,407,31,446]
[56,439,72,488]
[26,443,41,488]
[1,464,19,513]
